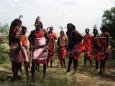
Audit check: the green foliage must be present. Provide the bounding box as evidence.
[102,7,115,59]
[0,23,9,34]
[0,43,9,64]
[102,7,115,39]
[0,35,8,45]
[0,36,9,64]
[0,23,9,63]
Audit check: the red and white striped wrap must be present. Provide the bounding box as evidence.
[32,37,48,64]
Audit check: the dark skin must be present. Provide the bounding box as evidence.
[21,26,30,80]
[84,29,92,66]
[22,26,27,35]
[47,26,57,67]
[35,22,42,31]
[93,29,98,37]
[31,20,50,79]
[48,27,53,33]
[60,31,65,37]
[99,26,109,74]
[85,29,89,35]
[35,21,50,45]
[9,19,22,81]
[66,23,83,73]
[59,31,66,68]
[93,29,99,69]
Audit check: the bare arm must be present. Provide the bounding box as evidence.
[44,29,50,46]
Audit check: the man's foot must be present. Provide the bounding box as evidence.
[61,65,63,68]
[26,75,29,81]
[95,67,99,71]
[63,64,66,68]
[11,78,16,82]
[90,64,92,66]
[102,70,105,74]
[41,75,46,81]
[31,75,35,81]
[98,71,103,74]
[72,71,77,75]
[17,76,22,80]
[11,76,21,82]
[66,70,70,73]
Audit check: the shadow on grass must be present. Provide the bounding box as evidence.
[97,73,115,81]
[78,65,115,81]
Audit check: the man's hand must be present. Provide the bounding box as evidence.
[24,61,30,68]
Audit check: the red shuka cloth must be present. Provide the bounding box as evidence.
[98,34,109,60]
[48,32,57,61]
[83,34,93,60]
[59,47,67,59]
[92,36,100,60]
[32,30,48,64]
[71,42,83,60]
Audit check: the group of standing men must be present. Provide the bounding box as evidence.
[8,16,110,81]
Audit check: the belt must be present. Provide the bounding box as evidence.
[35,45,46,49]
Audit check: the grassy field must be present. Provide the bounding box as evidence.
[0,54,115,86]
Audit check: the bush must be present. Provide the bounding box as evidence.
[0,43,9,64]
[110,39,115,59]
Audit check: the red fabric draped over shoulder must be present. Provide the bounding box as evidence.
[71,42,83,60]
[83,34,93,60]
[34,30,45,38]
[48,32,57,52]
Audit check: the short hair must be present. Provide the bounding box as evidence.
[93,28,98,35]
[22,26,27,34]
[10,18,22,33]
[67,23,75,30]
[22,26,27,31]
[100,26,108,33]
[49,26,53,30]
[10,18,22,27]
[60,30,65,35]
[85,28,90,32]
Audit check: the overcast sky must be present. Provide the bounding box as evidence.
[0,0,115,34]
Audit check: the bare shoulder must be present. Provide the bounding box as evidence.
[105,32,110,36]
[43,28,48,33]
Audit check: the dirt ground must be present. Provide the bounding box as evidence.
[0,63,115,86]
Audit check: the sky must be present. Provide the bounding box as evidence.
[0,0,115,34]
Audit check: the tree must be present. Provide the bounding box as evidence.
[0,23,9,34]
[102,7,115,58]
[0,23,9,64]
[102,7,115,39]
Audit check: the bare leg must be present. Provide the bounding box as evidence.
[24,62,29,80]
[43,63,46,79]
[66,56,73,72]
[31,60,35,79]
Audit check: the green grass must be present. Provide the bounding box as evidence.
[0,60,79,86]
[0,47,115,86]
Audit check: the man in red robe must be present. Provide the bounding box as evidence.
[30,17,50,79]
[57,30,68,68]
[66,23,83,73]
[47,26,57,67]
[19,26,30,80]
[83,28,93,66]
[9,18,23,81]
[98,26,110,74]
[92,28,100,70]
